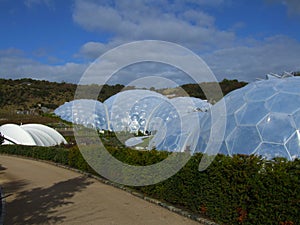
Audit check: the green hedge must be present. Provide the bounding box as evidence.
[0,145,69,164]
[0,145,299,225]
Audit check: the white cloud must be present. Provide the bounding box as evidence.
[73,3,123,33]
[0,48,24,56]
[0,49,88,83]
[179,10,215,27]
[76,40,128,60]
[265,0,300,15]
[283,0,300,15]
[2,33,300,87]
[76,41,221,87]
[203,35,300,81]
[78,42,108,59]
[189,0,225,6]
[172,0,225,8]
[24,0,54,9]
[74,33,300,86]
[2,0,299,86]
[72,0,236,51]
[105,62,193,88]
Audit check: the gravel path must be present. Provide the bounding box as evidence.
[0,155,201,225]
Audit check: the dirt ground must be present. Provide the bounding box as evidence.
[0,155,201,225]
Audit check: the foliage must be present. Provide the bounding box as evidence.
[293,71,300,76]
[0,78,248,126]
[180,79,248,101]
[0,78,125,111]
[0,78,247,112]
[0,145,299,225]
[0,132,4,145]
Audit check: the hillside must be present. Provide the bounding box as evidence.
[0,78,126,111]
[0,78,247,125]
[0,78,247,109]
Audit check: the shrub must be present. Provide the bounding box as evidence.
[0,145,299,224]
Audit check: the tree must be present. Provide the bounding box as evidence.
[0,132,4,145]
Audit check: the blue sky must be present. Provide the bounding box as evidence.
[1,0,300,86]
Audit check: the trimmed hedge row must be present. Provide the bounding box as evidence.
[0,145,299,225]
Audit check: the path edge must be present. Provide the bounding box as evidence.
[0,153,218,225]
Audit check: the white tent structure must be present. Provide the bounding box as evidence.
[0,124,67,146]
[0,124,36,145]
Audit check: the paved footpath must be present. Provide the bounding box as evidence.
[0,155,201,225]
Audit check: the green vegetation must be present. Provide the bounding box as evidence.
[293,71,300,76]
[2,77,297,224]
[0,133,4,145]
[0,143,299,225]
[0,77,247,125]
[0,78,126,111]
[0,78,124,125]
[179,79,247,100]
[0,78,247,112]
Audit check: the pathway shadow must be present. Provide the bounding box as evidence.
[1,180,29,196]
[5,176,94,225]
[0,165,6,171]
[0,165,7,176]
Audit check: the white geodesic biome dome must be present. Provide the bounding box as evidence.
[169,97,211,114]
[104,90,167,132]
[0,124,67,146]
[54,99,109,130]
[196,76,300,160]
[54,90,211,152]
[53,76,300,160]
[146,97,211,152]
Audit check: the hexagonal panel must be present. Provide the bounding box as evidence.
[275,77,300,94]
[225,114,237,136]
[219,142,230,155]
[257,113,295,144]
[265,93,300,114]
[54,99,109,130]
[197,77,300,160]
[285,131,300,160]
[255,143,290,160]
[292,110,300,129]
[104,90,167,132]
[163,134,178,146]
[235,101,269,125]
[170,97,211,115]
[146,99,181,133]
[255,79,280,89]
[226,125,261,155]
[245,87,276,102]
[129,120,140,132]
[238,82,256,93]
[225,91,246,114]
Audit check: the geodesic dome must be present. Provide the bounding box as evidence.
[0,123,67,146]
[104,90,167,132]
[146,97,211,152]
[169,97,211,114]
[54,99,109,130]
[197,76,300,160]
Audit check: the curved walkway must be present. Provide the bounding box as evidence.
[0,155,201,225]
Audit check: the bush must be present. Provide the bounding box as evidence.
[0,133,4,145]
[0,145,299,224]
